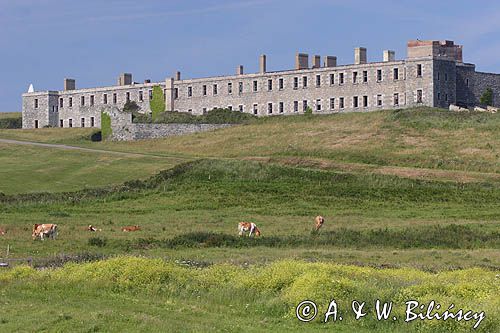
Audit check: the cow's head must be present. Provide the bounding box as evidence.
[32,224,40,240]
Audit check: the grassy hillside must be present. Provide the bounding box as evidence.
[0,112,21,119]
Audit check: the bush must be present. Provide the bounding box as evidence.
[479,88,493,106]
[123,100,139,113]
[100,112,112,139]
[150,86,165,121]
[0,117,22,129]
[134,108,257,124]
[304,106,313,115]
[88,237,107,247]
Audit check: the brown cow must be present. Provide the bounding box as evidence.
[32,224,58,240]
[87,225,101,232]
[238,222,261,237]
[314,216,325,231]
[121,225,141,232]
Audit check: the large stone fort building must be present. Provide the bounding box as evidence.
[22,40,500,129]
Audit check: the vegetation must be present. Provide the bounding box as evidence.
[150,85,165,121]
[100,111,112,139]
[122,100,139,113]
[0,257,497,332]
[133,108,258,124]
[0,112,22,129]
[479,87,493,106]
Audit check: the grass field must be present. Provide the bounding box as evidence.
[0,108,498,332]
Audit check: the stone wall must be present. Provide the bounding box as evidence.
[456,65,500,107]
[105,108,234,141]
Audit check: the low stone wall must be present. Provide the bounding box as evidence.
[105,108,234,141]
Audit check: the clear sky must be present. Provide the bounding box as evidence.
[0,0,499,112]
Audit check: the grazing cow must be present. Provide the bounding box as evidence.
[0,228,5,236]
[87,225,101,232]
[121,225,141,232]
[314,216,325,231]
[238,222,261,237]
[32,224,58,240]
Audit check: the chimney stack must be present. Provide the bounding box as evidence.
[383,50,395,62]
[117,73,132,86]
[324,56,337,67]
[312,55,321,68]
[295,53,309,70]
[175,71,181,81]
[354,47,367,64]
[237,65,244,75]
[259,55,267,73]
[64,78,76,91]
[144,79,151,84]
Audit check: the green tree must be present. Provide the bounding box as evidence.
[479,88,493,106]
[304,106,313,115]
[100,111,112,139]
[150,86,166,121]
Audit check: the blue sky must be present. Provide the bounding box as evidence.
[0,0,499,112]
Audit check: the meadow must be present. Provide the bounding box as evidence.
[0,108,498,332]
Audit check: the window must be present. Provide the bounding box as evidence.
[69,97,73,107]
[417,64,422,77]
[466,79,469,87]
[227,83,232,94]
[52,106,56,113]
[416,89,423,103]
[203,85,207,96]
[81,96,85,106]
[268,79,273,91]
[81,118,85,128]
[445,73,448,82]
[438,92,441,100]
[302,100,308,111]
[377,69,382,82]
[363,71,368,83]
[445,93,448,102]
[213,84,218,95]
[330,98,335,110]
[339,73,344,84]
[316,99,321,111]
[59,98,63,108]
[253,80,258,92]
[103,94,108,104]
[394,93,399,106]
[60,119,63,128]
[353,71,358,84]
[303,76,308,88]
[353,96,359,108]
[279,78,284,90]
[91,117,95,127]
[228,106,232,111]
[113,93,117,104]
[148,90,153,100]
[34,99,38,108]
[69,119,73,128]
[293,77,299,89]
[202,108,207,113]
[185,86,191,97]
[293,101,299,112]
[316,75,321,87]
[363,95,368,107]
[393,68,399,80]
[253,104,258,115]
[90,95,95,106]
[279,102,284,113]
[125,92,130,102]
[139,91,143,102]
[268,103,273,114]
[377,94,383,106]
[238,82,243,94]
[437,72,440,81]
[188,109,193,113]
[339,97,344,109]
[34,120,38,128]
[239,105,244,112]
[330,74,335,85]
[174,88,178,99]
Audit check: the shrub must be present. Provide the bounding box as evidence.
[0,117,22,129]
[479,88,493,106]
[304,106,313,115]
[123,100,139,113]
[150,86,165,121]
[88,237,107,247]
[100,111,112,139]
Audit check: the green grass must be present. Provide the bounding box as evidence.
[0,112,21,119]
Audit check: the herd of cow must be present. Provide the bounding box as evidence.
[0,216,325,241]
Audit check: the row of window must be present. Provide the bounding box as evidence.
[56,90,151,109]
[178,65,423,99]
[32,117,95,128]
[200,90,422,115]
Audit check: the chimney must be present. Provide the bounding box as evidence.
[64,78,76,91]
[324,56,337,67]
[383,50,395,62]
[175,71,181,81]
[354,47,367,64]
[144,79,151,84]
[312,55,321,68]
[295,53,309,70]
[259,55,267,73]
[118,73,132,86]
[237,65,244,75]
